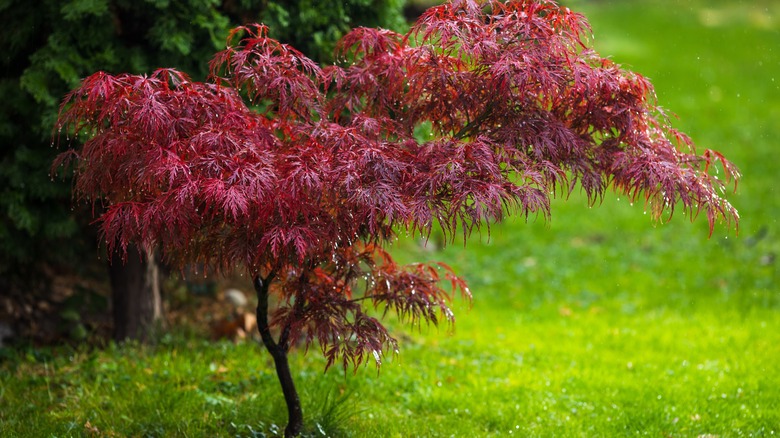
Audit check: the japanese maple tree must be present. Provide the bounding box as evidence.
[55,0,738,435]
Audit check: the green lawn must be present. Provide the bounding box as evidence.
[2,1,779,436]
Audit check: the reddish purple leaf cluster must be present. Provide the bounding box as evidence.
[55,0,738,371]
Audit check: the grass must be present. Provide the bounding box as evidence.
[2,0,779,436]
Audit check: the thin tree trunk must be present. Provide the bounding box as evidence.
[109,245,162,342]
[254,274,303,438]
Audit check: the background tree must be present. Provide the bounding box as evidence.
[55,0,738,435]
[0,0,406,342]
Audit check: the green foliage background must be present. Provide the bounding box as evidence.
[0,0,405,282]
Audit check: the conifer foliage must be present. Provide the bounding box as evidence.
[55,1,738,435]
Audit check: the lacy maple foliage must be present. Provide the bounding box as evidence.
[55,0,738,371]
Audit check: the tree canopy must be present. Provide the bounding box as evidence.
[57,0,738,279]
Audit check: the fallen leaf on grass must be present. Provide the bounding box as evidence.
[84,420,100,436]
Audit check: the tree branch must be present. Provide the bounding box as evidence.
[348,293,393,304]
[254,272,278,352]
[278,292,306,351]
[453,106,494,140]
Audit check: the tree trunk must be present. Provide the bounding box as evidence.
[109,245,162,342]
[254,275,303,438]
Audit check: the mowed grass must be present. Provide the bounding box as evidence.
[2,1,779,436]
